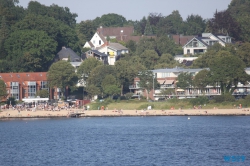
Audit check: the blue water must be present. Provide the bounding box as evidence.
[0,116,249,166]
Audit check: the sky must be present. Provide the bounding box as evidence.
[18,0,232,23]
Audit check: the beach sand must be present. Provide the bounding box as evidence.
[1,108,250,118]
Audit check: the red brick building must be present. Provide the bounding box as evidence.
[0,72,55,101]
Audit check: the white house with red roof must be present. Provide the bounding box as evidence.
[83,31,129,65]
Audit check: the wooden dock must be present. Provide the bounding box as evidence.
[69,112,85,117]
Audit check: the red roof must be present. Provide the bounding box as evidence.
[0,72,47,86]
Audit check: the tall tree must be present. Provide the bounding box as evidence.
[138,70,158,100]
[206,10,240,40]
[0,79,7,100]
[193,69,211,91]
[4,30,57,71]
[93,13,127,27]
[0,16,9,59]
[139,50,159,69]
[228,0,250,42]
[11,14,80,53]
[183,14,206,35]
[144,20,153,36]
[27,1,77,27]
[76,20,96,47]
[77,57,103,86]
[47,61,78,99]
[176,72,193,90]
[236,42,250,66]
[87,65,115,92]
[209,55,250,94]
[155,35,177,55]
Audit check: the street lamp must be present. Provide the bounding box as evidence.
[153,73,155,101]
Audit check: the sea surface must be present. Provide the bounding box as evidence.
[0,116,249,166]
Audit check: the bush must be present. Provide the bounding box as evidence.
[213,95,225,103]
[224,93,235,102]
[189,96,209,106]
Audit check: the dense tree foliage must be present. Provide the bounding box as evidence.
[0,79,7,100]
[209,55,249,94]
[47,61,78,99]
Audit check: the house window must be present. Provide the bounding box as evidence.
[28,82,36,98]
[162,73,170,78]
[107,52,110,55]
[99,40,101,45]
[187,49,190,54]
[93,40,95,44]
[41,81,48,91]
[11,82,19,100]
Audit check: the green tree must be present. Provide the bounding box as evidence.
[115,60,144,95]
[47,61,78,99]
[87,65,115,92]
[206,10,240,40]
[11,14,80,54]
[93,13,127,27]
[176,72,193,90]
[126,40,136,53]
[101,74,117,93]
[139,50,159,69]
[228,0,250,42]
[103,85,120,99]
[77,57,103,85]
[76,20,96,47]
[0,79,7,100]
[155,35,178,55]
[193,69,210,91]
[4,30,57,71]
[27,1,77,27]
[36,89,49,98]
[0,16,9,59]
[144,20,153,36]
[138,70,158,100]
[160,88,175,99]
[236,42,250,66]
[135,37,156,56]
[183,14,206,35]
[85,84,101,100]
[124,92,134,100]
[209,55,250,94]
[154,53,179,69]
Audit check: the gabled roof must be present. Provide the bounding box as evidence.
[108,43,128,50]
[96,32,107,43]
[56,47,81,62]
[87,41,94,47]
[99,42,128,51]
[182,37,208,48]
[97,26,134,37]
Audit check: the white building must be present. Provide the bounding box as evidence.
[183,33,232,55]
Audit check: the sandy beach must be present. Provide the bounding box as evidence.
[1,108,250,118]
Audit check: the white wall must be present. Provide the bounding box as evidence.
[90,33,105,48]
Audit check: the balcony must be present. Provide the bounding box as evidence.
[160,85,175,88]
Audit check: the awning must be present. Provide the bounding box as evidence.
[158,79,174,85]
[177,89,185,91]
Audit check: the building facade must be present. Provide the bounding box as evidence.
[129,67,250,100]
[0,72,57,101]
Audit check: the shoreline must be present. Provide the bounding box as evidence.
[1,108,250,119]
